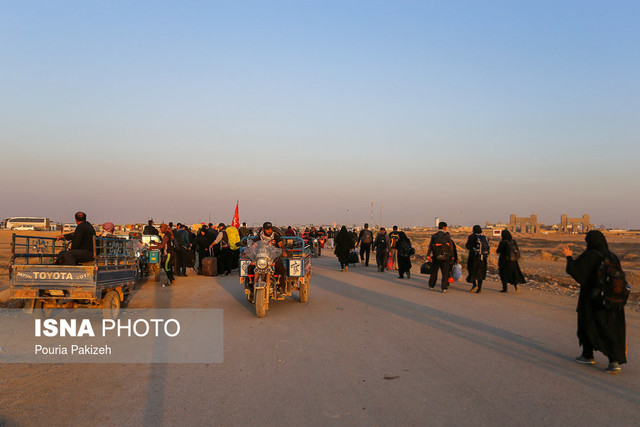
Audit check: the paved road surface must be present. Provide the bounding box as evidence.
[1,255,639,426]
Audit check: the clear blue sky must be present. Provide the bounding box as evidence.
[1,1,639,228]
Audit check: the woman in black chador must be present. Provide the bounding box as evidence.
[465,225,489,293]
[495,229,526,293]
[562,230,627,374]
[334,226,355,272]
[396,231,413,279]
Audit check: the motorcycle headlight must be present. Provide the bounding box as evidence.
[256,258,269,269]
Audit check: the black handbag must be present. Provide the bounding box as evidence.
[420,261,432,274]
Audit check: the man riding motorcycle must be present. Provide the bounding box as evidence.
[306,226,324,256]
[251,222,288,293]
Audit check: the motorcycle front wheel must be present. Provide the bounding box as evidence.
[255,288,266,318]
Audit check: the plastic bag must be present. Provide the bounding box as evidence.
[451,263,462,281]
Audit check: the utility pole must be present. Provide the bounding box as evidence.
[370,200,374,226]
[380,205,383,228]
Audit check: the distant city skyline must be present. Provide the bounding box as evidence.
[2,1,639,228]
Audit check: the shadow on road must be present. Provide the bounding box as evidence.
[142,265,172,425]
[217,274,256,315]
[312,266,640,404]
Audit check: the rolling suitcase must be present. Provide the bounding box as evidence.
[348,251,360,264]
[202,256,218,276]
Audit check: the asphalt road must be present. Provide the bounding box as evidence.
[1,255,639,426]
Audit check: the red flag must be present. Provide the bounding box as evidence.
[231,201,240,228]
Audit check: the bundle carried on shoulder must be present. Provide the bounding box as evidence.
[507,240,521,261]
[398,240,414,258]
[473,235,490,257]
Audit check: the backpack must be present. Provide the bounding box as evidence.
[375,234,387,249]
[595,252,630,309]
[433,233,453,261]
[398,240,413,257]
[473,235,490,257]
[226,226,241,250]
[507,240,520,261]
[361,229,373,244]
[389,233,399,249]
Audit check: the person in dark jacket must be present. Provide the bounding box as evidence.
[357,223,374,267]
[396,231,413,279]
[495,230,525,293]
[465,225,489,293]
[562,230,627,374]
[55,211,96,265]
[426,222,458,293]
[143,220,159,236]
[373,227,390,272]
[334,226,354,271]
[174,224,191,277]
[238,222,251,239]
[196,226,210,274]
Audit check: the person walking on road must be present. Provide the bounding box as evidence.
[465,225,490,293]
[210,223,232,276]
[426,222,458,293]
[357,223,374,267]
[150,223,176,287]
[388,225,400,270]
[174,224,191,277]
[496,230,526,293]
[373,227,390,272]
[195,226,210,274]
[334,226,354,272]
[396,231,414,279]
[562,230,627,374]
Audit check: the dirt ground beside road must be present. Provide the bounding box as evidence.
[406,229,640,309]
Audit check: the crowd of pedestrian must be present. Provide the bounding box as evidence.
[56,211,630,375]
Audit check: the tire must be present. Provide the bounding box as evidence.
[318,247,321,257]
[33,299,54,319]
[255,288,266,318]
[102,290,121,320]
[299,278,308,303]
[133,263,140,282]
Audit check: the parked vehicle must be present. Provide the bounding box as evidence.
[9,234,138,319]
[239,236,311,318]
[12,225,36,231]
[62,223,77,232]
[5,217,50,231]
